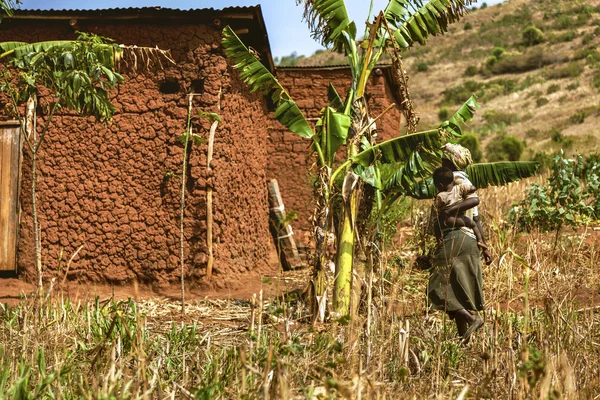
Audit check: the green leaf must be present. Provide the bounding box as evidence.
[301,0,355,51]
[439,95,479,139]
[198,110,222,123]
[222,26,313,139]
[325,106,351,163]
[384,0,472,49]
[352,129,441,166]
[327,83,344,111]
[465,161,540,189]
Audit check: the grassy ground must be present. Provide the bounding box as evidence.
[1,178,599,398]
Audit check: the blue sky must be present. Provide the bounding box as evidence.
[17,0,507,58]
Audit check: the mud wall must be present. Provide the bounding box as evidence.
[0,18,276,288]
[267,68,402,232]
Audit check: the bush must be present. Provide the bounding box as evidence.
[582,35,594,45]
[490,49,557,74]
[492,47,505,59]
[546,63,583,80]
[550,31,576,43]
[438,108,449,121]
[486,134,525,161]
[485,55,497,68]
[554,15,574,30]
[550,128,564,143]
[483,109,518,125]
[442,80,483,105]
[566,81,579,91]
[508,152,600,232]
[464,22,473,30]
[417,62,428,72]
[522,26,544,46]
[569,111,586,124]
[546,84,560,95]
[531,151,554,172]
[593,71,600,89]
[464,65,478,77]
[458,133,483,162]
[525,128,539,138]
[536,97,549,107]
[480,2,487,9]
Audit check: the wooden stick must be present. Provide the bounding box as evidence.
[205,87,222,281]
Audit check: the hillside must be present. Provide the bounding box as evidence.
[280,0,600,163]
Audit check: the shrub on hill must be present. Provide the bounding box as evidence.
[458,133,483,162]
[546,62,583,80]
[522,26,544,46]
[486,134,525,161]
[490,49,558,75]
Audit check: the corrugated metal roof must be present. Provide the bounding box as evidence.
[276,64,392,70]
[10,6,258,16]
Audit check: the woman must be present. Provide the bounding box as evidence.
[427,144,492,340]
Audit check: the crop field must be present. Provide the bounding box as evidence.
[1,178,599,399]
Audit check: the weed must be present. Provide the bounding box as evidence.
[525,128,539,139]
[551,128,564,143]
[417,62,429,72]
[464,22,473,31]
[547,62,583,80]
[582,35,594,46]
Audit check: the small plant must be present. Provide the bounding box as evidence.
[582,35,594,45]
[485,55,497,68]
[546,84,560,95]
[464,22,473,30]
[522,26,544,46]
[525,128,539,138]
[509,152,600,232]
[594,71,600,89]
[480,2,487,9]
[417,62,429,72]
[536,97,549,107]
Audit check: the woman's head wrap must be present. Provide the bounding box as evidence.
[441,143,473,171]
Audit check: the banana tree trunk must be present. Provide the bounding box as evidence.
[333,171,359,316]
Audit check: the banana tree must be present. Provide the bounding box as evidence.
[224,0,540,318]
[0,33,173,292]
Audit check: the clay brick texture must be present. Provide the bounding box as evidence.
[267,67,403,233]
[0,11,277,288]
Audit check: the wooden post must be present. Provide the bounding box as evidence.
[267,179,300,270]
[0,121,22,272]
[205,87,222,281]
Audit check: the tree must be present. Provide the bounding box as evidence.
[223,0,540,319]
[0,33,173,292]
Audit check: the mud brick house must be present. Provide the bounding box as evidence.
[0,6,402,287]
[0,6,278,288]
[267,65,403,231]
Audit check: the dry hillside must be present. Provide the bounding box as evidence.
[284,0,600,163]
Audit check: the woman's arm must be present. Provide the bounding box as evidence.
[442,197,479,218]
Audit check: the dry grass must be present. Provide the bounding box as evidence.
[1,177,600,398]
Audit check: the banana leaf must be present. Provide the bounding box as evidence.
[324,106,351,163]
[352,129,441,166]
[222,26,313,138]
[465,161,540,189]
[301,0,356,51]
[327,83,344,112]
[0,40,74,59]
[384,0,472,49]
[440,95,479,139]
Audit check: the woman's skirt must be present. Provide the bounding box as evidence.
[427,229,484,312]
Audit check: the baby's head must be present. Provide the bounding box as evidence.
[433,167,454,192]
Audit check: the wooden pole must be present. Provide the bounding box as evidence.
[267,179,300,270]
[205,87,222,281]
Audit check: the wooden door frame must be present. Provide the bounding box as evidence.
[0,120,22,277]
